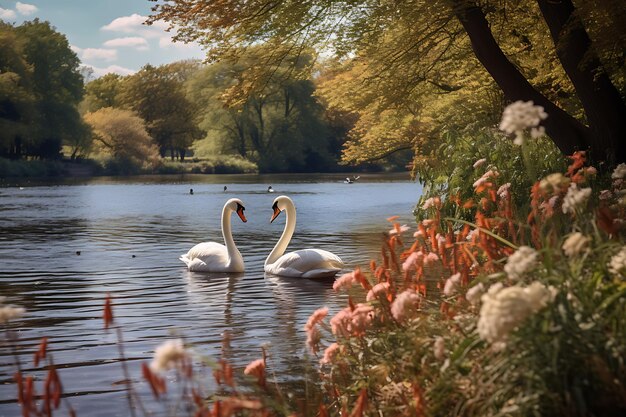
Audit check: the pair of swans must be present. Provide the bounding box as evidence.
[180,196,344,278]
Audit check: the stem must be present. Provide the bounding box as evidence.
[444,217,518,249]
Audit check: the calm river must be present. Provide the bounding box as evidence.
[0,173,421,416]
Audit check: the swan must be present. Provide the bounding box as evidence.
[180,198,247,272]
[264,195,344,278]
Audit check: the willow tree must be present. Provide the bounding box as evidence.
[150,0,626,165]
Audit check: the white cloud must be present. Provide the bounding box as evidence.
[70,45,82,54]
[103,37,149,51]
[0,7,17,19]
[15,2,37,15]
[83,64,136,78]
[81,48,118,62]
[102,14,201,51]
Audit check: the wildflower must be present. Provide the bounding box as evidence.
[466,282,485,305]
[466,229,478,241]
[333,271,356,291]
[562,232,591,257]
[473,170,500,189]
[305,307,328,331]
[433,337,446,360]
[424,252,439,266]
[389,224,410,235]
[320,343,340,365]
[608,246,626,276]
[612,163,626,180]
[585,166,597,176]
[599,190,613,201]
[499,100,548,145]
[304,307,328,354]
[243,358,266,383]
[503,246,539,280]
[366,282,390,302]
[477,282,554,344]
[402,251,423,272]
[0,298,25,325]
[390,290,421,321]
[330,307,352,337]
[150,339,189,372]
[539,173,570,194]
[351,304,375,336]
[443,273,461,296]
[497,183,511,199]
[562,183,592,214]
[473,158,487,169]
[422,197,436,210]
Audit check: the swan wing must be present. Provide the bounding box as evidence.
[180,242,230,272]
[265,249,344,278]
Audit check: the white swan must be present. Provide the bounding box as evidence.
[180,198,247,272]
[264,195,344,278]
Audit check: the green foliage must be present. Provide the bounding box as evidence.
[0,157,66,177]
[117,62,203,161]
[186,48,340,172]
[156,156,258,174]
[84,107,160,174]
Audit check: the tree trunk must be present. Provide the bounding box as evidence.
[451,2,592,156]
[536,0,626,164]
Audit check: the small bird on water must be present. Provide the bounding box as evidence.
[223,186,228,192]
[268,185,275,193]
[189,188,194,195]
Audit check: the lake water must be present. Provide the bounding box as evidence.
[0,173,421,416]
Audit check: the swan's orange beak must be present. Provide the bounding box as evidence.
[270,203,281,223]
[236,204,247,223]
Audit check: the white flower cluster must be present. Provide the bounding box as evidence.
[539,173,570,194]
[497,183,511,199]
[504,246,539,280]
[443,273,461,296]
[608,246,626,277]
[150,339,189,372]
[473,158,487,169]
[499,100,548,145]
[612,163,626,180]
[466,282,485,305]
[562,184,592,214]
[477,282,555,344]
[562,232,591,257]
[0,297,25,325]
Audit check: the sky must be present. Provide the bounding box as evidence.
[0,0,205,78]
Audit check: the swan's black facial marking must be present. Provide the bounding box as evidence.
[236,202,247,223]
[270,201,282,223]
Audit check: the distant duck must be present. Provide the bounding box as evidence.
[190,188,194,195]
[268,186,275,193]
[344,177,353,184]
[344,175,361,184]
[223,186,227,192]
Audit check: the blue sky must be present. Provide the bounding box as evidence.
[0,0,205,77]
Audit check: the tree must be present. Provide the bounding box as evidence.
[84,107,159,170]
[15,19,87,159]
[117,63,202,160]
[0,22,35,159]
[187,48,337,172]
[150,0,626,165]
[82,73,123,113]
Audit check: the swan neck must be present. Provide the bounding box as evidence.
[265,202,296,266]
[222,205,242,269]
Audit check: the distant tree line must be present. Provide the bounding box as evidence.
[2,19,382,174]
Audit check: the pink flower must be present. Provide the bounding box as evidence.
[306,326,322,354]
[320,343,340,365]
[389,224,410,235]
[351,303,374,336]
[330,307,352,337]
[366,282,390,302]
[473,158,487,169]
[333,272,356,291]
[390,290,421,321]
[402,251,423,272]
[497,183,511,199]
[473,170,500,189]
[424,252,439,266]
[443,273,461,296]
[304,307,328,331]
[244,358,265,380]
